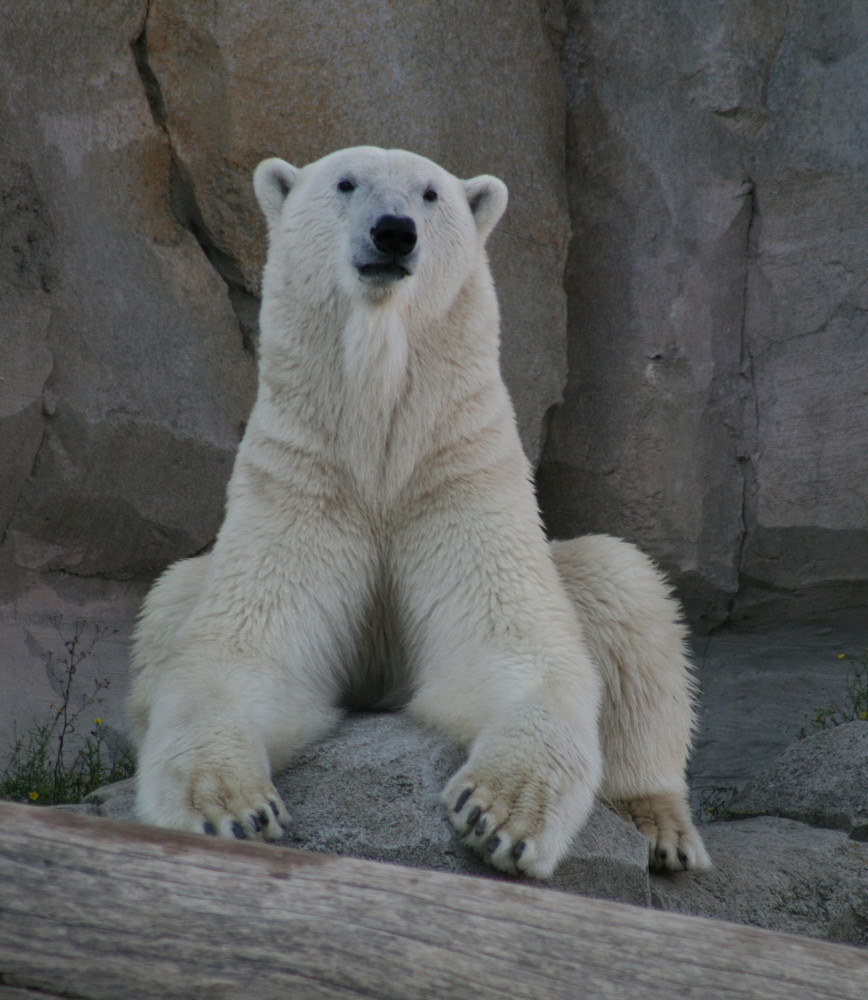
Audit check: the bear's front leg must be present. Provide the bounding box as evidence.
[439,688,602,879]
[134,651,348,841]
[132,630,348,840]
[136,704,290,840]
[128,556,296,839]
[397,471,604,879]
[129,477,375,841]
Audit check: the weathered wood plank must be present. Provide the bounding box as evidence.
[0,802,865,999]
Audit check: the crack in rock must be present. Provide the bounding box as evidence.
[728,177,760,622]
[130,16,258,356]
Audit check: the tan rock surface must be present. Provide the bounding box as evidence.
[0,1,255,578]
[0,1,569,583]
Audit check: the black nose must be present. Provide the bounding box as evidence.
[371,215,417,258]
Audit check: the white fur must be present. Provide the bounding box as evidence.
[128,147,708,876]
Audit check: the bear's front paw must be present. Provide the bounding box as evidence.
[136,758,291,843]
[188,770,291,842]
[442,748,596,880]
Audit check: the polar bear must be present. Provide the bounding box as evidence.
[128,146,709,878]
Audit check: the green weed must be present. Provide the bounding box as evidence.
[695,784,740,823]
[799,648,868,738]
[0,618,134,805]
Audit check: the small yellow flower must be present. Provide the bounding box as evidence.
[838,653,847,660]
[860,710,867,720]
[28,791,39,801]
[94,717,103,725]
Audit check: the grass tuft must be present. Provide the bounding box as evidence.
[799,648,868,739]
[1,618,135,805]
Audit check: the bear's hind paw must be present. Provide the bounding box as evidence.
[615,791,711,872]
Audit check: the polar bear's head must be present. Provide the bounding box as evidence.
[253,147,508,316]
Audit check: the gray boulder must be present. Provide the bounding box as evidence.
[652,817,868,947]
[70,717,868,946]
[724,722,868,838]
[653,724,868,946]
[84,712,651,906]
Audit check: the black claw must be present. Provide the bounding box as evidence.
[250,814,262,833]
[454,788,472,813]
[202,822,217,836]
[486,836,501,854]
[475,818,488,837]
[258,809,270,826]
[231,821,245,839]
[677,849,688,867]
[270,799,281,818]
[466,805,481,828]
[513,842,526,861]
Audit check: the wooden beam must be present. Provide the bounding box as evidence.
[0,801,865,999]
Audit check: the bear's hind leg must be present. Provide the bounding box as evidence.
[551,534,711,872]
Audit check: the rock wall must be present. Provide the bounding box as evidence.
[1,0,865,627]
[539,0,868,627]
[0,1,256,582]
[0,0,569,584]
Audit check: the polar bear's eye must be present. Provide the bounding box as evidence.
[423,188,438,202]
[337,179,356,193]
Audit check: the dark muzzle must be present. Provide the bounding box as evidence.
[370,215,417,259]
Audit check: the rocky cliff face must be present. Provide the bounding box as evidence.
[1,0,865,627]
[538,0,868,627]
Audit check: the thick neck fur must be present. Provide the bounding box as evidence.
[243,265,517,508]
[336,304,411,482]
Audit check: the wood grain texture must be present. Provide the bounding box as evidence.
[0,802,865,999]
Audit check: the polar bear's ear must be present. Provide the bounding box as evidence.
[253,158,300,225]
[463,175,509,241]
